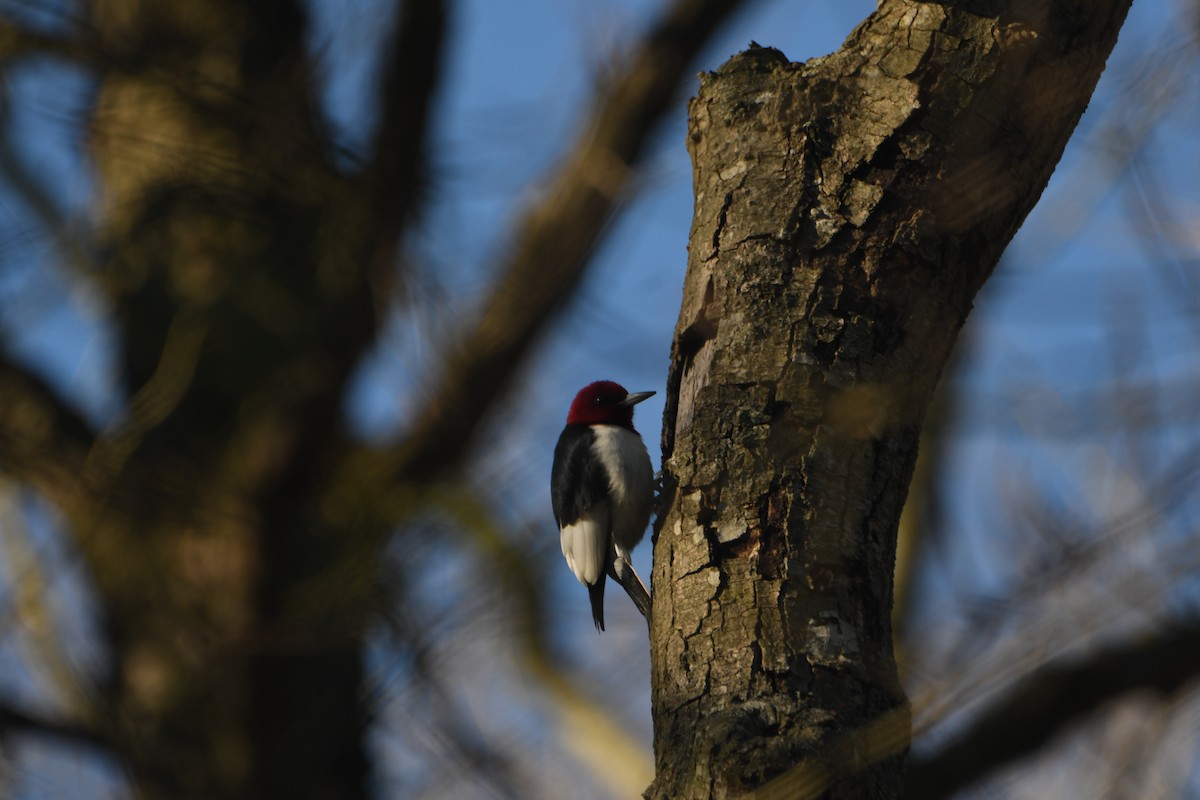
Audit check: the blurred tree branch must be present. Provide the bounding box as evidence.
[0,16,94,64]
[365,0,447,234]
[0,354,96,511]
[0,703,112,752]
[0,0,753,796]
[434,486,656,797]
[388,0,750,483]
[905,624,1200,800]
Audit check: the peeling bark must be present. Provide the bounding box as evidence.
[648,1,1132,797]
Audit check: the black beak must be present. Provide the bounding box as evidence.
[620,391,655,407]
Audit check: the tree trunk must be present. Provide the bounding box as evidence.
[85,2,377,796]
[648,1,1132,796]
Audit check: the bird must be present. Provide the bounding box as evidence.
[551,380,655,631]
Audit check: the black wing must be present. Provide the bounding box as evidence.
[552,425,614,631]
[551,425,610,527]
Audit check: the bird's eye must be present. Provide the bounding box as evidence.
[593,396,603,404]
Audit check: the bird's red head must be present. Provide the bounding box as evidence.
[566,380,655,429]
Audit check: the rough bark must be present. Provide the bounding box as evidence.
[648,1,1132,797]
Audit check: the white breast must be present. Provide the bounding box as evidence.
[591,425,654,555]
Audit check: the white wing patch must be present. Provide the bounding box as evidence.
[560,500,610,586]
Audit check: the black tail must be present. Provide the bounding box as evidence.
[588,571,607,632]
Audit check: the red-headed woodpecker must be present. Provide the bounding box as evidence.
[551,380,655,631]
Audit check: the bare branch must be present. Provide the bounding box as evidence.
[904,624,1200,800]
[0,354,97,507]
[389,0,750,482]
[0,703,111,753]
[0,19,94,64]
[365,0,449,230]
